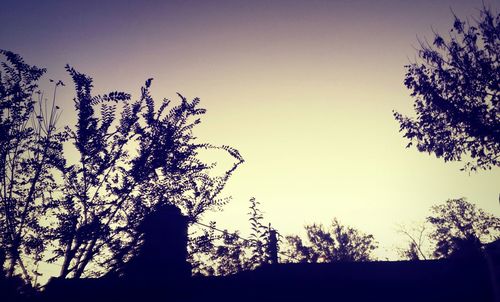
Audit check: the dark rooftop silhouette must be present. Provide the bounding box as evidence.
[41,204,499,302]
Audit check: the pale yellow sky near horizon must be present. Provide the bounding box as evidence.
[1,0,499,282]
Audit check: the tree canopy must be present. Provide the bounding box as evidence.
[427,198,500,258]
[0,50,243,284]
[394,7,500,171]
[398,198,500,260]
[284,219,378,263]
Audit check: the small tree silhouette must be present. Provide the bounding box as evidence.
[398,198,500,260]
[284,219,378,263]
[396,223,430,260]
[427,198,500,258]
[188,197,273,276]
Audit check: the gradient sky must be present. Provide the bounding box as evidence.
[1,0,499,275]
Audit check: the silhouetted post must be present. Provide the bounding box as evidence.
[267,224,278,264]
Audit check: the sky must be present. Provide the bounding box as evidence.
[1,0,499,275]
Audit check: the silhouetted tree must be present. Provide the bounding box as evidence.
[48,66,243,278]
[1,51,243,281]
[284,219,378,263]
[394,7,500,171]
[246,197,272,266]
[189,197,272,276]
[400,241,421,260]
[397,199,499,260]
[427,198,500,258]
[396,223,430,260]
[0,50,66,283]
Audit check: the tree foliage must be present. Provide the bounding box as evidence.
[398,198,500,260]
[283,219,378,263]
[394,7,500,171]
[0,51,243,282]
[426,198,500,258]
[51,66,243,278]
[188,197,273,276]
[0,50,66,283]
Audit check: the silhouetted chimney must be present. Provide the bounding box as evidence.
[124,204,191,283]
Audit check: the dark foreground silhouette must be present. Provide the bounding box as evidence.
[5,204,499,302]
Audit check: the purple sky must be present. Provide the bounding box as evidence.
[1,0,499,277]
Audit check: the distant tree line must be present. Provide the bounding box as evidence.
[189,196,499,278]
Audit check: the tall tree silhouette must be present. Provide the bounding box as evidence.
[0,51,243,281]
[0,50,65,283]
[50,66,243,278]
[284,219,377,263]
[394,7,499,171]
